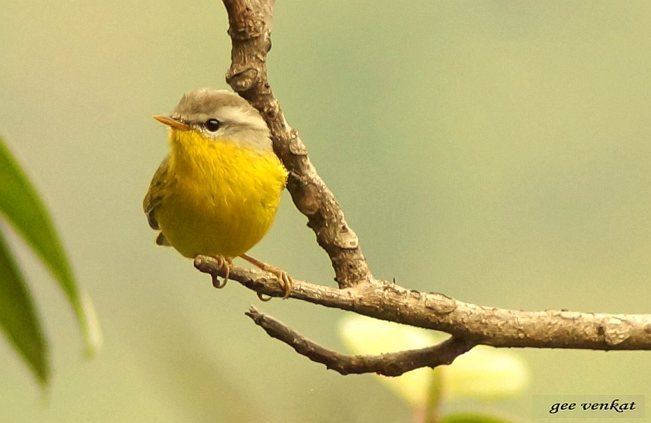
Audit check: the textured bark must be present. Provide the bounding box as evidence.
[208,0,651,376]
[245,307,475,377]
[222,0,372,288]
[196,257,651,351]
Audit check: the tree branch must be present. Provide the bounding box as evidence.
[245,306,475,376]
[195,257,651,351]
[207,0,651,376]
[221,0,372,288]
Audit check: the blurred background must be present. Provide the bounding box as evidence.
[1,0,650,421]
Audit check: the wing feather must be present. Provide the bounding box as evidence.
[143,156,171,230]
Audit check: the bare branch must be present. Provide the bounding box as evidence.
[206,0,651,376]
[245,307,475,376]
[195,257,651,351]
[221,0,372,288]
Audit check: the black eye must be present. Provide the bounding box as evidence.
[205,119,221,132]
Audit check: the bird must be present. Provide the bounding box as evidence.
[143,87,292,298]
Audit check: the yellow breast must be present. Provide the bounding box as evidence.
[154,130,287,258]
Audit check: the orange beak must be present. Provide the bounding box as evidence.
[153,115,190,130]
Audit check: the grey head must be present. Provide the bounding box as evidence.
[169,88,271,150]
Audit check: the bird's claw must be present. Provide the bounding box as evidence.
[257,292,272,302]
[255,268,293,301]
[238,254,294,301]
[269,267,293,299]
[210,255,232,289]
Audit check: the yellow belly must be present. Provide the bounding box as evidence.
[155,136,287,258]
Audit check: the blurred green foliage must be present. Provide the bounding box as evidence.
[0,137,101,384]
[339,314,528,422]
[0,222,47,383]
[0,1,649,422]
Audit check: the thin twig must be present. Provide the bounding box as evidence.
[245,307,475,376]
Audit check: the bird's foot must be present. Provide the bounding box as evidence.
[209,255,233,289]
[239,253,293,300]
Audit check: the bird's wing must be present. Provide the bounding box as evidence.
[143,156,171,230]
[155,232,170,246]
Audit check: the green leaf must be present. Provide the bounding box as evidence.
[0,228,49,384]
[0,137,101,355]
[442,412,513,423]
